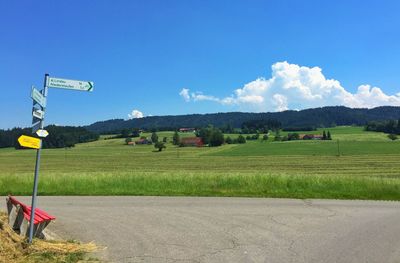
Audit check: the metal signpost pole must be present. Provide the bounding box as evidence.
[25,74,92,243]
[28,74,48,244]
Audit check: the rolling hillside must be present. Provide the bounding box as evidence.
[86,106,400,133]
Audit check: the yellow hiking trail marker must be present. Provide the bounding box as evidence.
[18,135,41,149]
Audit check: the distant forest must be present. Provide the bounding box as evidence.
[365,120,400,134]
[86,106,400,134]
[0,125,99,149]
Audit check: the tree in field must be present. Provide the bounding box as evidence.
[398,119,400,132]
[209,129,224,147]
[237,135,246,144]
[151,132,158,143]
[327,131,332,140]
[263,134,269,141]
[322,130,327,140]
[173,131,180,145]
[132,128,140,137]
[388,134,398,140]
[196,126,213,145]
[154,141,166,151]
[125,137,132,145]
[121,128,131,138]
[163,137,167,143]
[287,133,299,141]
[225,136,233,144]
[196,126,225,146]
[274,130,282,141]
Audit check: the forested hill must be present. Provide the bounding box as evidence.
[86,106,400,133]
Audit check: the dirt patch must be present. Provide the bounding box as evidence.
[0,211,98,263]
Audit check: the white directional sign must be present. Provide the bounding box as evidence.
[32,109,44,120]
[47,77,94,92]
[31,87,46,108]
[36,129,49,138]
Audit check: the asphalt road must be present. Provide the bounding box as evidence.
[3,197,400,263]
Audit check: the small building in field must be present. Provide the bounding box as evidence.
[300,134,323,140]
[136,138,151,145]
[180,137,203,147]
[179,128,196,133]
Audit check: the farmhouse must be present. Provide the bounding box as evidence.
[136,138,151,145]
[180,137,203,147]
[300,134,323,140]
[179,128,196,133]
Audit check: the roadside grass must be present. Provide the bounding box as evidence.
[1,171,399,200]
[0,126,399,200]
[0,212,97,263]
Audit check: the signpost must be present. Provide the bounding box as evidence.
[18,135,41,149]
[36,129,49,138]
[47,77,94,92]
[31,87,46,108]
[32,121,41,134]
[32,109,44,120]
[21,74,94,244]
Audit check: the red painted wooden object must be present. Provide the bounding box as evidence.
[8,196,55,224]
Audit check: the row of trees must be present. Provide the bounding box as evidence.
[365,120,400,134]
[0,125,99,149]
[241,119,281,134]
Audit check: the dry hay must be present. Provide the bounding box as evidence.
[0,211,98,263]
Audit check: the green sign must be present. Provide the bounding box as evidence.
[47,77,94,92]
[31,87,46,108]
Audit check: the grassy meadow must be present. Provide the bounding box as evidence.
[1,126,400,200]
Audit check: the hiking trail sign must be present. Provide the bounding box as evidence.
[31,87,46,108]
[36,129,49,138]
[47,77,94,92]
[25,74,94,244]
[18,135,41,149]
[32,109,44,120]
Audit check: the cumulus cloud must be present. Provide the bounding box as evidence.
[180,61,400,111]
[128,109,144,119]
[179,88,191,102]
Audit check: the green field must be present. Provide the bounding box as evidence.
[1,127,399,200]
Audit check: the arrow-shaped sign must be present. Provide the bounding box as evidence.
[47,77,94,92]
[31,87,46,108]
[18,135,41,149]
[36,129,49,138]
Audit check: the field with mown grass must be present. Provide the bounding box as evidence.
[0,126,399,200]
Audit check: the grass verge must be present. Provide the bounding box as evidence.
[1,172,400,200]
[0,212,97,263]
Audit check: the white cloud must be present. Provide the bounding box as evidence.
[128,109,144,119]
[179,88,191,102]
[180,61,400,111]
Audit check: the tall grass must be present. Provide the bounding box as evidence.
[1,171,399,200]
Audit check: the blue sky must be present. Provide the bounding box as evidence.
[1,1,400,129]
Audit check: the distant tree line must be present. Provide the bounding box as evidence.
[365,120,400,134]
[282,126,316,132]
[0,126,99,149]
[85,106,400,134]
[241,119,281,134]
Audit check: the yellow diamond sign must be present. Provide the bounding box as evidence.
[18,135,41,149]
